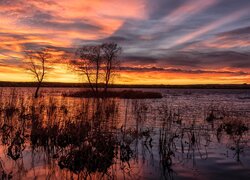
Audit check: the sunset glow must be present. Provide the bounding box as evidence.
[0,0,250,84]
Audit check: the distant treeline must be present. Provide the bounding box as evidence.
[0,81,250,89]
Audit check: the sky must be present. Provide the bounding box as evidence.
[0,0,250,84]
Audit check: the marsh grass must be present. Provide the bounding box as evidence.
[63,90,163,99]
[0,89,156,179]
[0,88,250,179]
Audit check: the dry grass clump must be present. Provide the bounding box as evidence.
[64,90,163,99]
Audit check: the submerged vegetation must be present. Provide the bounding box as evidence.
[0,88,249,179]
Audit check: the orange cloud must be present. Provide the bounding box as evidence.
[117,70,250,85]
[1,63,249,84]
[0,0,249,84]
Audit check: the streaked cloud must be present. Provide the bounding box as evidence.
[184,26,250,51]
[164,6,250,49]
[0,0,249,84]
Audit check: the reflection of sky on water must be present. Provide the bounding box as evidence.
[0,87,250,179]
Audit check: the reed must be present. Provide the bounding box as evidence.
[63,90,163,99]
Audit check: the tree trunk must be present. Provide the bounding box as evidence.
[34,82,41,98]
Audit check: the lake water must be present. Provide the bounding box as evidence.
[0,87,250,179]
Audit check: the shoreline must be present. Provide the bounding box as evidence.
[0,81,249,89]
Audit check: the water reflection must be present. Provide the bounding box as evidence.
[0,88,250,179]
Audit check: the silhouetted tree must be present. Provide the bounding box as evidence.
[72,43,121,96]
[25,48,51,98]
[102,43,122,93]
[75,45,102,94]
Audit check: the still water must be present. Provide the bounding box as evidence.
[0,88,250,180]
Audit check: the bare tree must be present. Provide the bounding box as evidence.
[102,43,122,93]
[75,45,102,94]
[25,48,51,98]
[72,43,122,96]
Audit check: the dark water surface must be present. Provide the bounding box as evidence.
[0,88,250,179]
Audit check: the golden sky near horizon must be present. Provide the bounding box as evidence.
[0,0,250,84]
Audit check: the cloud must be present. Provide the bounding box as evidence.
[183,28,250,51]
[165,7,250,49]
[0,0,250,83]
[165,51,250,69]
[120,50,250,70]
[120,66,249,76]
